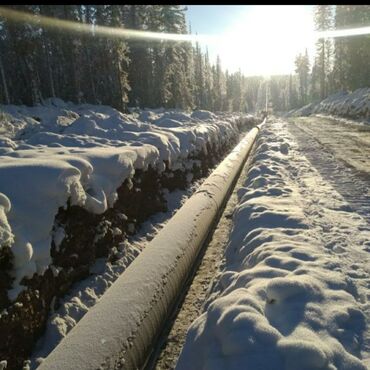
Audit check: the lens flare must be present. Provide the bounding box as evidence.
[0,6,214,44]
[1,6,370,46]
[316,26,370,39]
[1,5,370,76]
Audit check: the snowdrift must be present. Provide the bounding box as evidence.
[288,88,370,122]
[177,119,370,370]
[0,99,259,369]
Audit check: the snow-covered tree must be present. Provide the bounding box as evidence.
[294,49,310,105]
[314,5,334,99]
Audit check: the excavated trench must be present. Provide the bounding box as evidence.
[0,116,259,370]
[151,138,258,370]
[36,123,262,370]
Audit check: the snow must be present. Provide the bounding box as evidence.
[0,100,246,301]
[28,185,197,368]
[287,87,370,123]
[177,119,370,370]
[0,193,13,247]
[51,226,65,252]
[191,110,217,121]
[33,128,258,370]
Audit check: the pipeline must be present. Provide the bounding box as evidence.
[38,122,264,370]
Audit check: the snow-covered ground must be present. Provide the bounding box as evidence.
[177,118,370,370]
[0,99,245,300]
[287,87,370,123]
[29,182,202,369]
[0,99,258,369]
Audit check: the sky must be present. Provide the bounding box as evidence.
[185,5,316,77]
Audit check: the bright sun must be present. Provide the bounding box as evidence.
[214,5,316,76]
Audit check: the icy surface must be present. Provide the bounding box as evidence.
[177,119,370,370]
[0,100,245,299]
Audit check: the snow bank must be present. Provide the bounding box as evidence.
[0,100,249,300]
[0,193,13,247]
[35,128,260,370]
[177,119,370,369]
[288,88,370,122]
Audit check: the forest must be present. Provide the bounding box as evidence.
[0,5,369,113]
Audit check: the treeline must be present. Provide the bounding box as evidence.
[0,5,263,112]
[255,5,370,113]
[254,75,303,113]
[291,5,370,110]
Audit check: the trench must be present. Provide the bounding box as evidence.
[149,139,257,370]
[36,124,262,370]
[0,118,259,370]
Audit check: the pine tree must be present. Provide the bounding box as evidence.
[232,70,243,112]
[193,40,205,109]
[79,5,98,103]
[203,48,213,110]
[38,5,56,99]
[332,6,347,91]
[288,74,299,109]
[213,55,225,111]
[0,19,10,104]
[183,25,195,110]
[175,9,194,109]
[314,5,334,99]
[0,4,267,113]
[157,5,191,109]
[0,5,43,105]
[344,5,370,90]
[125,5,153,108]
[243,76,262,113]
[294,49,310,105]
[109,5,130,111]
[0,53,10,104]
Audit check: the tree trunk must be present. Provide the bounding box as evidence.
[0,54,10,104]
[45,41,56,98]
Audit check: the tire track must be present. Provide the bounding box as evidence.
[288,121,370,224]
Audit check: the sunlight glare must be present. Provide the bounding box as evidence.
[1,5,370,78]
[215,6,316,76]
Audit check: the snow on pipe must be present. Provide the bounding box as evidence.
[37,126,261,370]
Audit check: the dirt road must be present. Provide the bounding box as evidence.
[287,116,370,222]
